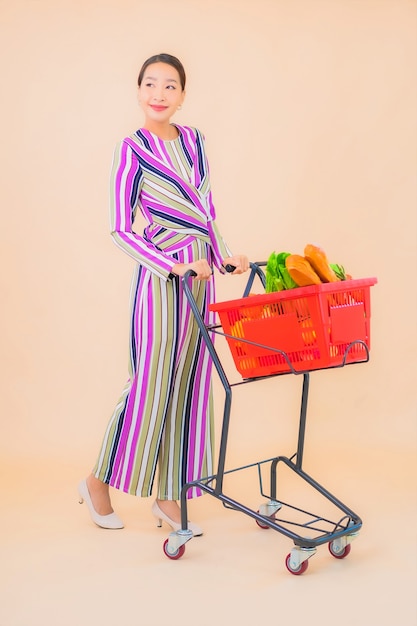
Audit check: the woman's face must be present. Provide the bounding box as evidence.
[138,62,185,125]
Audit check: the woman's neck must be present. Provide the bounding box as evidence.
[143,121,179,140]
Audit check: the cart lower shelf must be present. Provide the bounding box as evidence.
[162,449,362,575]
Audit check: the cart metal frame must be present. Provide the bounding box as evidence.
[163,262,368,574]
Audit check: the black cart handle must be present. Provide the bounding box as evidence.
[185,264,236,279]
[184,262,266,296]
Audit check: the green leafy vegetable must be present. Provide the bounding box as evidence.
[330,264,347,280]
[266,251,298,292]
[266,252,284,292]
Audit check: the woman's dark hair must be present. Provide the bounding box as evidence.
[137,53,186,91]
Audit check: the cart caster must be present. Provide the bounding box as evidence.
[328,540,352,559]
[163,538,186,560]
[162,529,192,560]
[285,546,316,576]
[328,530,358,559]
[285,553,309,575]
[255,513,270,530]
[255,500,282,529]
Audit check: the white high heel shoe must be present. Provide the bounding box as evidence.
[151,500,203,536]
[78,479,124,530]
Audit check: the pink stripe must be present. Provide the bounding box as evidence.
[111,274,154,488]
[112,143,127,232]
[158,137,174,165]
[180,126,195,156]
[180,127,197,180]
[113,143,139,231]
[111,374,140,486]
[122,285,156,490]
[143,132,166,162]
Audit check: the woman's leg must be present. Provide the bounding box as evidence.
[91,266,178,497]
[155,498,181,522]
[85,474,113,515]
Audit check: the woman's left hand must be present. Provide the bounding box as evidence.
[222,256,249,275]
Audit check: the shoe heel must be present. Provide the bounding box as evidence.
[156,517,162,528]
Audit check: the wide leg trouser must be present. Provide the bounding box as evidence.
[93,240,215,500]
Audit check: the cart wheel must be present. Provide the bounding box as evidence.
[163,538,186,560]
[255,510,271,530]
[328,541,351,559]
[285,553,309,575]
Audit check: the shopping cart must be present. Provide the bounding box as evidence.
[162,262,377,575]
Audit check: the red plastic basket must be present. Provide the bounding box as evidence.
[209,277,377,378]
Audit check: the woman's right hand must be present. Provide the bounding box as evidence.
[171,260,212,281]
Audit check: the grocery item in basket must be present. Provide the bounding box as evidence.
[330,264,352,281]
[265,251,297,293]
[304,244,340,283]
[285,255,322,287]
[266,244,352,291]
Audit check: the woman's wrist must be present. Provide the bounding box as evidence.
[171,263,184,276]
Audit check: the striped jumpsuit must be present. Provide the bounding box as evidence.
[93,125,232,500]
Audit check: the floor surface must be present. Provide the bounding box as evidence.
[1,448,416,626]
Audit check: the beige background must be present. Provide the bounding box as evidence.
[0,1,416,625]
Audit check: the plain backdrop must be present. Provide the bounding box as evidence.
[0,1,416,625]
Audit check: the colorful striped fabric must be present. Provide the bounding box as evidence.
[93,125,232,500]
